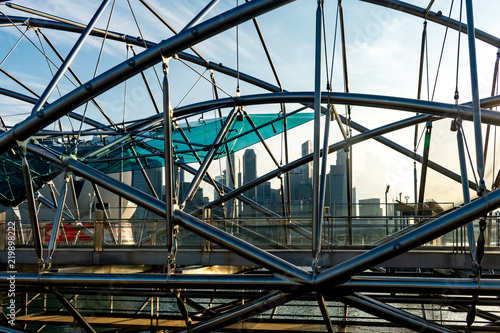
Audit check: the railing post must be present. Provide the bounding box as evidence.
[202,208,212,252]
[151,220,157,246]
[94,209,104,252]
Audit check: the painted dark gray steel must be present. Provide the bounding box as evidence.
[312,0,323,263]
[341,293,459,333]
[0,272,299,289]
[465,0,486,190]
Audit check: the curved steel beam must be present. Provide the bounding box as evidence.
[0,0,295,154]
[0,272,299,289]
[170,91,500,125]
[360,0,500,47]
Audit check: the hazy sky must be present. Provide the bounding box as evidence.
[0,0,499,205]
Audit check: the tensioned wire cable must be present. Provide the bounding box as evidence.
[431,0,455,102]
[454,0,479,189]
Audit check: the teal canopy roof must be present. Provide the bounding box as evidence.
[87,112,314,173]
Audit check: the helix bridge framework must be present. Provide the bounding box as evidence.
[0,0,499,332]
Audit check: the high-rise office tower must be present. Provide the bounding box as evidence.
[329,150,348,216]
[301,140,313,182]
[243,149,257,201]
[226,153,241,189]
[226,153,241,218]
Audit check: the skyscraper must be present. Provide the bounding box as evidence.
[226,153,241,218]
[226,153,241,190]
[329,150,348,216]
[243,149,257,201]
[301,140,313,183]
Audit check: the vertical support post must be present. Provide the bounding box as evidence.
[151,220,157,246]
[20,147,44,269]
[465,0,486,193]
[163,57,176,273]
[202,208,212,252]
[94,209,104,252]
[339,0,353,243]
[317,103,332,261]
[312,0,323,264]
[46,173,70,269]
[385,185,390,236]
[415,21,427,215]
[69,175,81,220]
[455,119,476,260]
[483,49,500,166]
[92,183,117,244]
[418,122,432,206]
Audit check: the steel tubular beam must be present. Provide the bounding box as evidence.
[20,154,43,266]
[0,272,299,289]
[172,291,291,333]
[417,121,432,204]
[0,0,296,155]
[91,183,117,244]
[339,293,458,333]
[316,293,335,333]
[242,109,279,167]
[130,146,159,199]
[172,92,500,125]
[465,0,486,190]
[181,0,220,31]
[317,104,331,254]
[163,58,175,258]
[30,0,111,116]
[359,0,500,47]
[69,175,81,220]
[335,276,500,295]
[456,122,476,260]
[173,209,311,283]
[46,173,70,267]
[35,194,95,239]
[53,291,97,333]
[312,0,323,264]
[316,187,500,287]
[176,125,222,195]
[27,143,166,217]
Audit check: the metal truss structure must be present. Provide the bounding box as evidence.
[0,0,500,332]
